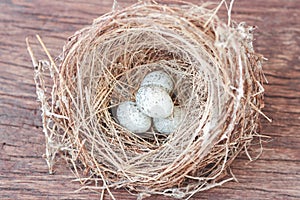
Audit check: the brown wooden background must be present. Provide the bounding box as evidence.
[0,0,299,199]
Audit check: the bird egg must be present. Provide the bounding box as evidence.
[116,101,151,133]
[153,106,185,134]
[141,70,174,93]
[136,85,174,118]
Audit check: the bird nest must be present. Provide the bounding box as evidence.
[27,0,266,199]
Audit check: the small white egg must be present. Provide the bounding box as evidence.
[141,70,174,93]
[136,85,174,118]
[153,106,185,134]
[116,101,151,133]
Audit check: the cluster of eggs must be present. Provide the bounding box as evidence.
[116,71,185,134]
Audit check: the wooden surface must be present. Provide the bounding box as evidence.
[0,0,299,199]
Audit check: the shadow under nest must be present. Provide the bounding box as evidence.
[27,1,266,199]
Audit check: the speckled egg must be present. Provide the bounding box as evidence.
[153,106,185,134]
[136,85,174,118]
[116,101,152,133]
[141,70,174,93]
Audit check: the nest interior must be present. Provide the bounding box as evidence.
[28,1,265,199]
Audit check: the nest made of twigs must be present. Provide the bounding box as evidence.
[27,0,266,199]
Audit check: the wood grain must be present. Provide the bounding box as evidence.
[0,0,299,199]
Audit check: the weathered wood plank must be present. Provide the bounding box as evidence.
[0,0,299,199]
